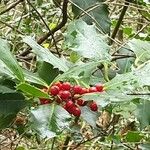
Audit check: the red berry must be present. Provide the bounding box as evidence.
[90,102,98,111]
[54,81,63,89]
[73,85,82,94]
[62,82,71,90]
[65,100,74,108]
[49,85,60,96]
[80,88,88,94]
[72,106,81,117]
[89,87,98,93]
[95,83,104,92]
[59,90,71,100]
[40,98,50,105]
[63,105,67,110]
[77,99,86,106]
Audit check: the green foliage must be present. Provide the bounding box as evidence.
[37,62,59,85]
[64,19,110,60]
[23,36,69,72]
[0,39,24,81]
[17,83,49,99]
[30,104,71,138]
[125,131,143,142]
[72,0,111,33]
[135,100,150,129]
[127,39,150,64]
[0,86,26,129]
[81,106,99,128]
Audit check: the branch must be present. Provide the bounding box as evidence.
[26,0,60,57]
[110,0,130,44]
[0,0,24,15]
[111,54,135,61]
[19,0,69,57]
[127,93,150,95]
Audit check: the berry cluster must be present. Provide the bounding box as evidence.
[39,81,104,117]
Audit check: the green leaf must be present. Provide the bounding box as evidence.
[135,100,150,129]
[125,131,143,142]
[23,36,69,72]
[133,61,150,86]
[37,62,59,85]
[30,104,71,138]
[0,39,24,81]
[55,61,101,82]
[0,88,26,129]
[127,39,150,64]
[64,20,110,60]
[17,83,49,98]
[0,60,47,86]
[24,70,48,86]
[81,106,99,128]
[104,72,137,91]
[139,144,150,150]
[116,47,135,73]
[0,60,14,78]
[72,0,111,34]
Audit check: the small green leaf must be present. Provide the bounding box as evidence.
[23,36,69,72]
[125,131,143,142]
[17,83,49,98]
[0,39,24,81]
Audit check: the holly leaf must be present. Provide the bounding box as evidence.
[133,61,150,86]
[104,72,137,91]
[127,39,150,64]
[72,0,111,34]
[17,83,49,98]
[81,106,99,128]
[30,104,71,138]
[37,62,59,85]
[55,61,101,82]
[135,100,150,129]
[23,36,69,72]
[0,87,26,129]
[24,70,48,86]
[0,39,24,81]
[64,20,110,60]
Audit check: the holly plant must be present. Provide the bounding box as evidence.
[0,0,150,149]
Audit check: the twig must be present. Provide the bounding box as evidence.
[110,0,130,44]
[62,135,71,150]
[73,134,102,149]
[51,137,56,150]
[111,54,135,61]
[19,0,69,57]
[26,0,61,57]
[127,93,150,95]
[0,0,24,15]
